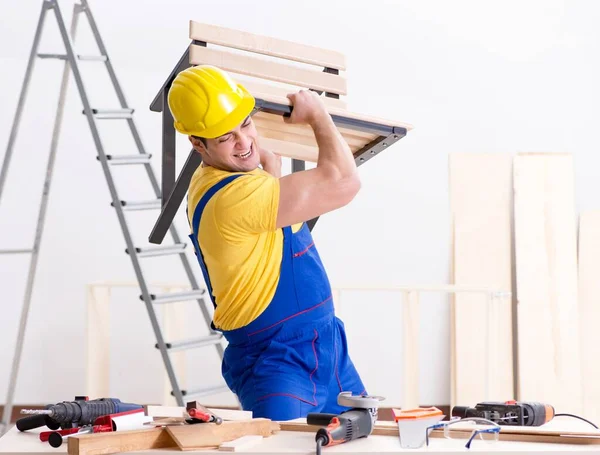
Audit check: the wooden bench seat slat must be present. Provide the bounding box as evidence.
[242,80,346,109]
[189,44,347,96]
[252,112,378,143]
[189,21,346,71]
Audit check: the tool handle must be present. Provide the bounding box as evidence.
[307,413,337,426]
[16,414,50,432]
[50,398,142,426]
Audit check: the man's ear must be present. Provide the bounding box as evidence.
[189,136,207,154]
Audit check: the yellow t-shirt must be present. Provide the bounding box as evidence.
[187,164,284,331]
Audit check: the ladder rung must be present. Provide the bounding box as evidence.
[88,108,134,119]
[112,199,161,211]
[177,384,230,398]
[157,334,223,352]
[144,290,206,305]
[103,154,152,165]
[0,249,34,255]
[38,53,107,61]
[77,55,108,61]
[127,243,186,258]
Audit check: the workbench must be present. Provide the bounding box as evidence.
[1,419,600,455]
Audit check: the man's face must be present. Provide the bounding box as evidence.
[190,116,260,172]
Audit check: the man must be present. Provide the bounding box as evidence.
[167,65,366,420]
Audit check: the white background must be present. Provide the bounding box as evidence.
[1,0,599,408]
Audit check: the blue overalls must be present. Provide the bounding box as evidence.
[188,174,366,420]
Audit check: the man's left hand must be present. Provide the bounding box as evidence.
[259,145,282,178]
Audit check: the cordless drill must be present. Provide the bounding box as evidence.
[307,392,385,453]
[452,400,555,427]
[17,397,143,431]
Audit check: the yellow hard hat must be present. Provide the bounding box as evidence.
[167,65,255,139]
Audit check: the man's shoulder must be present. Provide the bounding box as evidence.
[217,169,277,199]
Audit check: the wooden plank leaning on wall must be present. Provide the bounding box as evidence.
[513,152,582,414]
[449,153,514,407]
[578,210,600,424]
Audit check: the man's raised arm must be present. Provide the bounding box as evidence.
[275,90,361,229]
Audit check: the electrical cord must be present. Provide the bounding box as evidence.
[315,435,327,455]
[554,413,599,430]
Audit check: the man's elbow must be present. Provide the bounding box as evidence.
[338,173,361,207]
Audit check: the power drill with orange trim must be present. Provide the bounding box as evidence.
[307,392,385,454]
[452,400,555,426]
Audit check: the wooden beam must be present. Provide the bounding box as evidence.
[85,285,111,399]
[402,291,420,409]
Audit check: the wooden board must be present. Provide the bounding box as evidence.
[219,435,263,451]
[513,152,582,413]
[253,111,383,163]
[448,153,514,407]
[189,44,347,95]
[258,137,318,162]
[166,419,279,450]
[402,291,420,408]
[145,405,252,421]
[578,211,600,424]
[247,86,412,131]
[242,79,347,109]
[252,111,377,143]
[189,21,346,70]
[279,419,600,445]
[67,427,175,455]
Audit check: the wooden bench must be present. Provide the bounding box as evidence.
[149,21,413,244]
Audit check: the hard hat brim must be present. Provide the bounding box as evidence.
[191,86,255,139]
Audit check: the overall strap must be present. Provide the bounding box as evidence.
[189,174,245,309]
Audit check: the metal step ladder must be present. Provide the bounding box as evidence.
[0,0,226,431]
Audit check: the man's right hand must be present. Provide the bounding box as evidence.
[285,90,330,128]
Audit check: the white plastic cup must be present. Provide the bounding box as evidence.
[393,407,445,449]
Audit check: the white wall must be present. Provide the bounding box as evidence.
[1,0,600,409]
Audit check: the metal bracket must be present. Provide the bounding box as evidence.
[149,149,201,244]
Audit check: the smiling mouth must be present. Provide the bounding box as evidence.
[234,144,254,160]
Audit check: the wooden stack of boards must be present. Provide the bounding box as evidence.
[449,152,599,424]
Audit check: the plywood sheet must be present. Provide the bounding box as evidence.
[513,152,582,414]
[449,153,514,407]
[578,211,600,423]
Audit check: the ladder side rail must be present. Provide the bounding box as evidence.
[81,0,221,347]
[0,1,55,431]
[79,0,160,193]
[0,2,53,202]
[50,1,185,405]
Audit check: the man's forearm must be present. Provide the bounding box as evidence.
[311,114,356,180]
